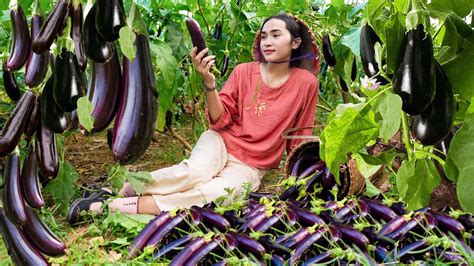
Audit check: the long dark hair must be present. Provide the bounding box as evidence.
[259,14,317,72]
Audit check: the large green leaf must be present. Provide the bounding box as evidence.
[427,0,474,19]
[384,13,404,73]
[119,26,137,61]
[457,166,474,213]
[340,27,361,56]
[45,161,79,213]
[377,93,402,142]
[320,107,379,182]
[76,96,95,133]
[396,158,440,210]
[443,40,474,101]
[436,13,472,64]
[445,102,474,181]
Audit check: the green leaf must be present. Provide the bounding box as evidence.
[436,13,472,64]
[127,171,153,195]
[427,0,474,19]
[396,158,440,210]
[44,161,79,213]
[352,153,383,179]
[102,212,154,235]
[384,13,405,73]
[108,164,128,192]
[377,93,402,142]
[340,27,361,56]
[331,0,345,10]
[365,178,380,197]
[76,96,95,133]
[393,0,409,13]
[119,26,136,61]
[445,103,474,181]
[320,107,379,182]
[457,166,474,213]
[443,40,474,101]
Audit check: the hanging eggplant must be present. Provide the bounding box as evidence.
[0,91,36,157]
[351,57,357,82]
[5,2,30,71]
[53,48,86,112]
[87,48,122,132]
[2,62,22,101]
[83,3,114,63]
[213,23,222,40]
[393,24,436,115]
[220,55,229,77]
[25,8,50,88]
[35,120,59,179]
[21,143,45,209]
[95,0,126,41]
[411,61,454,145]
[359,24,388,84]
[2,152,27,225]
[322,33,336,67]
[70,2,87,71]
[40,75,71,133]
[186,17,208,57]
[32,0,69,53]
[112,33,157,164]
[24,96,40,142]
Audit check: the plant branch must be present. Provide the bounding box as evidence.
[401,111,413,161]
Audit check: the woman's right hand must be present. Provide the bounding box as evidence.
[190,47,216,89]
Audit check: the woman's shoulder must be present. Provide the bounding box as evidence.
[292,67,318,87]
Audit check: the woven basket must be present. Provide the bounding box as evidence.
[284,139,388,198]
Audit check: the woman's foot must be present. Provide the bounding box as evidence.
[67,188,114,226]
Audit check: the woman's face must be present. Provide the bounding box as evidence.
[259,18,300,63]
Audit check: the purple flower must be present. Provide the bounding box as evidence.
[361,76,381,91]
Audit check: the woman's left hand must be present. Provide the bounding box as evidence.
[191,47,216,89]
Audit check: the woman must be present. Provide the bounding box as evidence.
[67,13,320,225]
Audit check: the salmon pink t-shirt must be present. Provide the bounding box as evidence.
[207,61,318,169]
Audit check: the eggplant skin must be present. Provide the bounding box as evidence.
[40,75,71,134]
[53,48,86,112]
[32,0,69,54]
[70,4,87,71]
[87,49,122,132]
[412,61,454,145]
[2,62,22,101]
[360,24,388,84]
[112,34,157,165]
[0,91,36,156]
[83,3,114,63]
[2,153,28,225]
[322,33,336,67]
[21,144,45,209]
[186,17,208,57]
[24,96,40,142]
[393,24,436,115]
[6,5,31,71]
[0,208,49,266]
[95,0,126,41]
[25,15,50,88]
[23,207,66,257]
[35,122,59,179]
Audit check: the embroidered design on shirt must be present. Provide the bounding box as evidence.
[245,99,266,116]
[245,77,266,116]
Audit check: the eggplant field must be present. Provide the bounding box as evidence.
[1,0,474,264]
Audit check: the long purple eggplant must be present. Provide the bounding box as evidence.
[82,3,114,63]
[87,49,121,132]
[25,11,50,88]
[393,238,428,261]
[35,121,59,179]
[112,33,158,164]
[379,215,406,235]
[21,143,45,208]
[190,206,231,232]
[321,167,336,190]
[169,237,206,266]
[385,213,435,241]
[238,211,267,233]
[2,153,27,225]
[333,223,369,249]
[429,211,465,237]
[0,208,48,265]
[290,225,340,264]
[186,17,208,57]
[153,235,193,259]
[254,210,285,232]
[291,206,325,227]
[33,0,69,53]
[184,235,224,265]
[145,211,187,249]
[5,2,30,71]
[53,48,86,112]
[0,91,36,156]
[360,197,397,222]
[302,251,332,265]
[281,227,310,249]
[24,95,40,142]
[2,62,21,101]
[40,75,71,133]
[70,2,86,71]
[23,207,66,256]
[95,0,126,41]
[227,231,266,259]
[127,211,171,259]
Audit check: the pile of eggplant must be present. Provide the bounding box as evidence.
[2,0,157,165]
[360,22,454,146]
[126,191,473,264]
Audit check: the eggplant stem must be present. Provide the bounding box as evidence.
[414,150,445,165]
[317,103,332,112]
[401,111,413,161]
